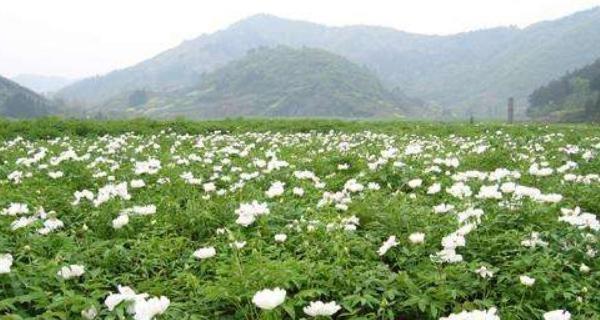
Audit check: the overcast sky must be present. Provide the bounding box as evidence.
[1,0,599,79]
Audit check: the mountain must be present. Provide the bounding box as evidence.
[11,74,75,94]
[527,58,600,122]
[58,7,600,118]
[93,46,422,119]
[0,75,57,118]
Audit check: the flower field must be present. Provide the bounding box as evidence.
[0,119,599,319]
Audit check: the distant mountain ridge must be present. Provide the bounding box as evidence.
[58,7,600,118]
[0,75,57,118]
[91,46,422,119]
[11,74,75,94]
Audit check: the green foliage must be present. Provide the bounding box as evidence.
[121,46,421,119]
[528,58,600,122]
[0,119,599,319]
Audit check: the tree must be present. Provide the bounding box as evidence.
[591,75,600,92]
[584,98,595,118]
[128,90,148,107]
[3,93,47,118]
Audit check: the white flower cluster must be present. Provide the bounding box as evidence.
[559,207,599,231]
[112,204,157,229]
[193,246,216,259]
[377,235,398,256]
[104,285,170,320]
[521,232,548,248]
[0,253,13,274]
[57,264,85,279]
[303,300,342,317]
[134,158,161,175]
[265,181,285,198]
[3,206,64,235]
[439,307,500,320]
[543,310,571,320]
[432,208,483,263]
[235,201,270,227]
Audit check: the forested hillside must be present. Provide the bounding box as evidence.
[0,75,57,118]
[528,59,600,122]
[94,47,423,119]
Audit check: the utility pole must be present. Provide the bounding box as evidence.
[508,97,514,124]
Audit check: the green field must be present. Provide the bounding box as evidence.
[0,118,598,319]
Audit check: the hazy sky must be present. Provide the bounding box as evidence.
[1,0,599,79]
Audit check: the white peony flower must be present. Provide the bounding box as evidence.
[337,163,350,170]
[344,179,364,193]
[521,232,548,248]
[293,187,305,196]
[303,300,342,317]
[133,296,170,320]
[203,182,216,193]
[134,159,161,175]
[434,203,455,214]
[579,263,590,273]
[130,179,146,188]
[427,183,441,194]
[432,249,463,263]
[474,266,494,279]
[57,264,85,279]
[377,236,398,256]
[11,216,37,231]
[38,217,64,235]
[231,241,246,249]
[104,285,168,320]
[193,247,216,260]
[446,182,472,199]
[543,310,571,320]
[81,306,97,319]
[104,285,148,311]
[274,234,287,243]
[48,171,64,179]
[236,212,255,226]
[112,214,129,229]
[0,254,13,274]
[440,307,499,320]
[404,143,423,155]
[266,181,285,198]
[476,185,502,199]
[252,288,286,310]
[367,182,381,190]
[409,232,425,244]
[235,201,269,227]
[1,203,29,216]
[520,275,535,286]
[125,205,157,216]
[408,179,423,189]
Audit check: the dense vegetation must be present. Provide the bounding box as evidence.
[57,8,600,119]
[0,75,57,118]
[528,59,600,122]
[95,47,422,119]
[0,119,598,320]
